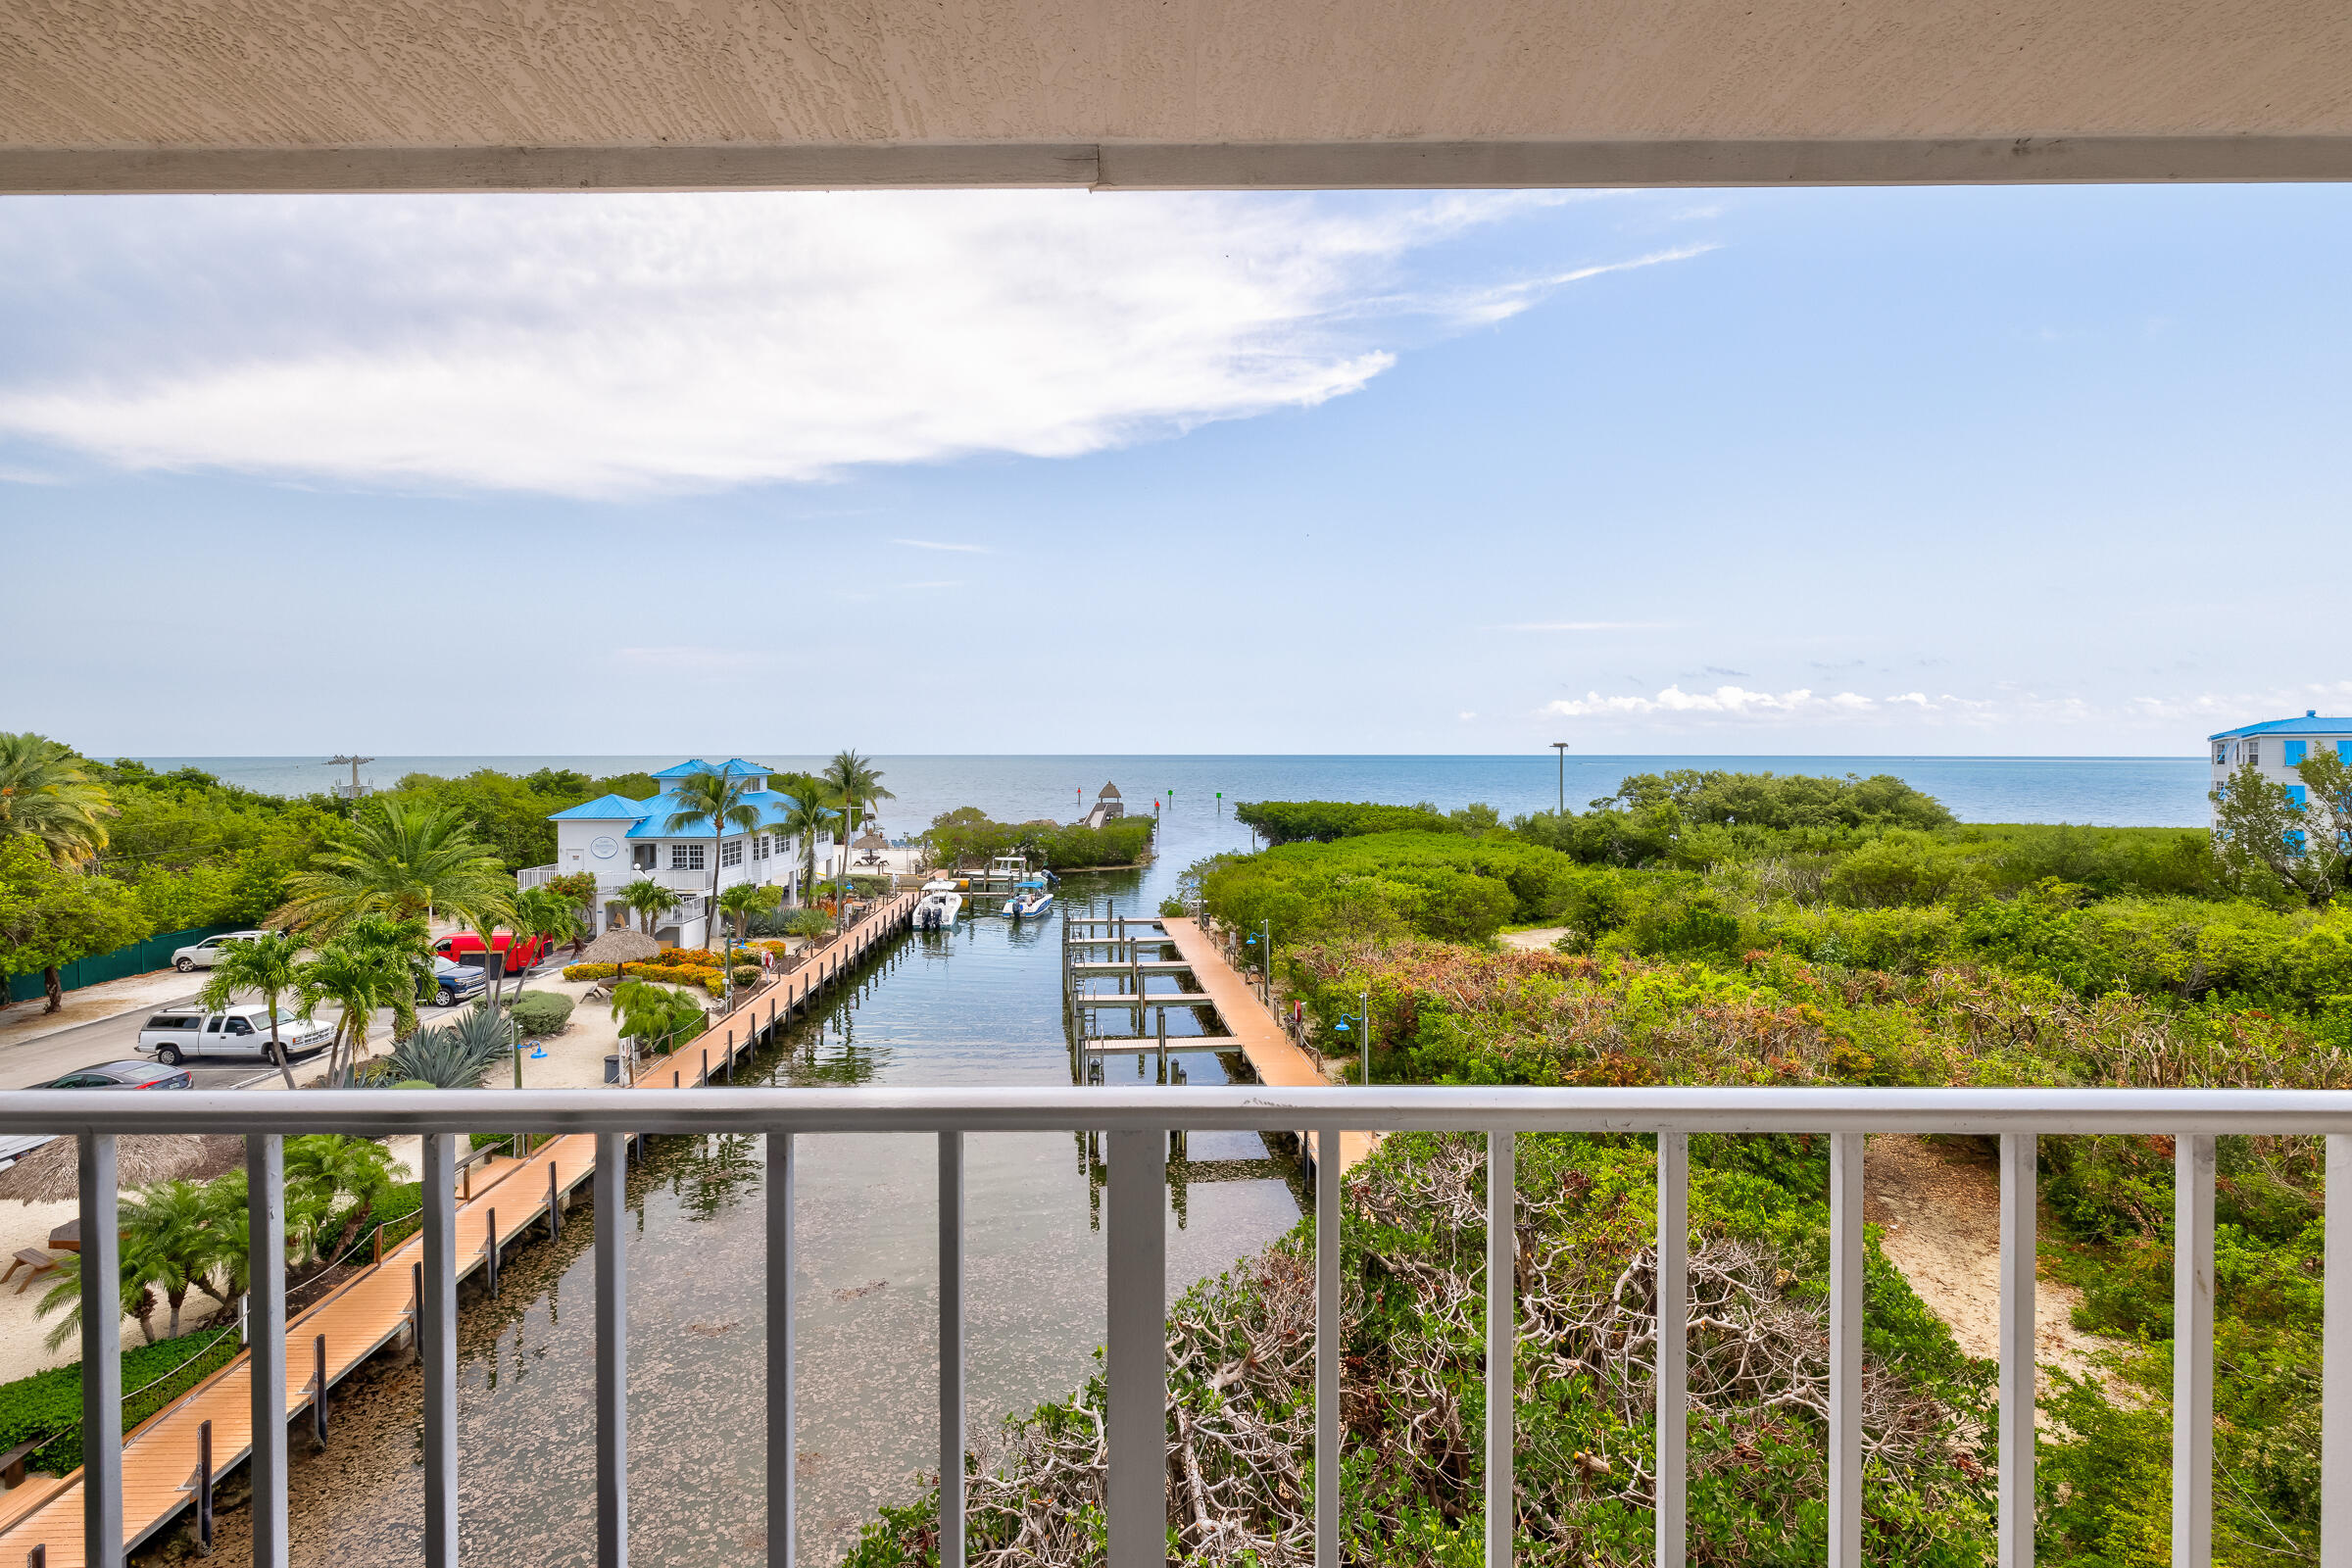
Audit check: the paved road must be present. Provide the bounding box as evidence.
[0,968,564,1091]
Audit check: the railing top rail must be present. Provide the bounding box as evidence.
[4,1085,2349,1137]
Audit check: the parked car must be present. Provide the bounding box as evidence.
[170,930,269,972]
[431,931,548,974]
[44,1060,195,1089]
[136,1004,333,1065]
[428,956,488,1008]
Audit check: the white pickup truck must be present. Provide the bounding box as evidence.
[136,1004,333,1065]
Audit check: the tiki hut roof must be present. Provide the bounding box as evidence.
[1098,781,1122,799]
[0,1133,245,1203]
[578,928,662,964]
[853,830,890,850]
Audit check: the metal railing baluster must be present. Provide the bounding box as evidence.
[1830,1132,1863,1566]
[940,1131,966,1568]
[422,1133,461,1568]
[248,1133,288,1568]
[2326,1134,2352,1565]
[1998,1133,2035,1568]
[79,1134,122,1568]
[768,1131,797,1568]
[597,1131,629,1568]
[1105,1127,1166,1568]
[1488,1128,1514,1568]
[1656,1132,1688,1568]
[2175,1134,2215,1568]
[1316,1122,1341,1568]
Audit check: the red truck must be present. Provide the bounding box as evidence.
[431,931,549,973]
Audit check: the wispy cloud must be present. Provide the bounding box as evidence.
[1436,245,1717,328]
[1547,685,1879,720]
[894,538,988,554]
[0,190,1665,499]
[1496,620,1679,632]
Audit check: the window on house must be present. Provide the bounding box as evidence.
[670,844,706,870]
[2287,785,2309,808]
[722,840,743,867]
[2215,743,2230,765]
[2286,740,2309,765]
[2248,741,2262,766]
[2285,828,2308,857]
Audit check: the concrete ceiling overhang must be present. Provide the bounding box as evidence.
[4,0,2350,192]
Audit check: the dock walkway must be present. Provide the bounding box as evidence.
[0,891,918,1567]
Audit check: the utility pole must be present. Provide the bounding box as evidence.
[1550,741,1569,816]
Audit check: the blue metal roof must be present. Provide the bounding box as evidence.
[622,788,818,839]
[650,758,776,780]
[546,792,654,821]
[2209,712,2352,741]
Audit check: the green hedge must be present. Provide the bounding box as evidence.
[0,1328,243,1475]
[1232,800,1455,845]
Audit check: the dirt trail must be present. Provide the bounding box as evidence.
[1864,1134,2126,1405]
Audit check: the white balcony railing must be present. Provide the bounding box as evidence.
[0,1085,2340,1568]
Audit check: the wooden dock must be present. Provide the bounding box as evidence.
[1062,912,1375,1178]
[0,891,920,1568]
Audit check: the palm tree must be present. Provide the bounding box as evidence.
[336,913,433,1048]
[619,878,677,936]
[543,870,602,946]
[297,937,417,1088]
[512,885,586,990]
[118,1180,223,1340]
[198,931,310,1089]
[0,732,115,864]
[663,769,761,951]
[774,795,837,907]
[821,750,894,884]
[716,880,781,943]
[286,1135,405,1263]
[274,799,510,941]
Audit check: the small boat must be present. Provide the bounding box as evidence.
[914,878,963,931]
[1003,877,1054,919]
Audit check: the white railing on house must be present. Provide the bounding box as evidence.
[515,864,559,890]
[0,1085,2342,1568]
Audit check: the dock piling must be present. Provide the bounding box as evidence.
[309,1336,328,1450]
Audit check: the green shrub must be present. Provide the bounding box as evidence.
[0,1328,243,1474]
[1232,800,1455,844]
[509,991,574,1034]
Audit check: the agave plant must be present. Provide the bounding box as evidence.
[376,1004,515,1089]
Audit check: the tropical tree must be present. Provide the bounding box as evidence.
[821,750,894,883]
[716,879,781,943]
[0,837,150,1014]
[663,769,762,949]
[296,917,431,1086]
[774,795,837,906]
[285,1134,406,1263]
[512,884,586,992]
[609,980,706,1061]
[0,732,116,864]
[118,1180,225,1339]
[36,1231,165,1350]
[619,877,677,935]
[274,799,511,940]
[543,870,603,945]
[2212,751,2352,906]
[198,931,311,1089]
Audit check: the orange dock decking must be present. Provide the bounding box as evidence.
[1155,918,1376,1175]
[0,891,917,1567]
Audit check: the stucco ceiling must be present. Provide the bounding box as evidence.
[4,0,2350,190]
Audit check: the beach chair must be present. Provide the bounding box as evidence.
[5,1249,58,1293]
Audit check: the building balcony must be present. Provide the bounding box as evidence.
[0,1083,2319,1567]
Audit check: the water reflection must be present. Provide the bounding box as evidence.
[178,872,1300,1568]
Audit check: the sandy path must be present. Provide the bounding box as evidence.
[1865,1133,2126,1407]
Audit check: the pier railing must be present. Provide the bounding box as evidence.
[0,1085,2341,1568]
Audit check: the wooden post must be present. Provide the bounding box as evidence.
[196,1417,214,1554]
[486,1209,499,1298]
[548,1162,561,1243]
[310,1335,328,1450]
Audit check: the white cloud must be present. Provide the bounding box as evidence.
[1545,684,1878,720]
[0,191,1705,499]
[894,538,989,554]
[1458,710,1478,721]
[1435,245,1717,328]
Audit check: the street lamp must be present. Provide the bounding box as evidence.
[1551,741,1570,816]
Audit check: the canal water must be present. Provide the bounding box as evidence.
[180,824,1301,1566]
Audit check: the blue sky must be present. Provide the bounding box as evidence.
[1,183,2345,758]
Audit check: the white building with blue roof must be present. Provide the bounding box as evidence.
[2209,711,2352,826]
[527,759,836,946]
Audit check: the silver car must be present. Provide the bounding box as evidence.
[137,1004,331,1065]
[170,930,269,972]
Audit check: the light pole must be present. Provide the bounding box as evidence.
[1551,741,1570,816]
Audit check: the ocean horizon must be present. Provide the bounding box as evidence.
[118,753,2214,830]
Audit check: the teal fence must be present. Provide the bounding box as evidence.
[6,924,242,1004]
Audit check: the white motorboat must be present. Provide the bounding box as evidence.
[1003,876,1054,919]
[914,878,963,930]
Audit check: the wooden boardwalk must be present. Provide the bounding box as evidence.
[1155,919,1377,1176]
[0,891,918,1567]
